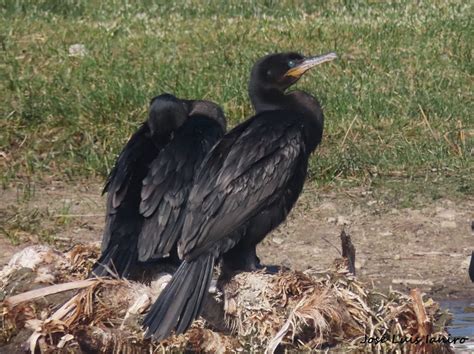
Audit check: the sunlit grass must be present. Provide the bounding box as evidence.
[1,1,472,198]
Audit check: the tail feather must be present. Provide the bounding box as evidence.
[143,253,214,340]
[185,255,214,330]
[175,257,209,333]
[91,244,136,278]
[153,264,197,337]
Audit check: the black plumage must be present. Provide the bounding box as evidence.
[469,251,474,282]
[92,94,226,278]
[138,112,226,261]
[143,52,337,340]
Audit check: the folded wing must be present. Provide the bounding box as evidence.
[179,111,306,260]
[138,119,224,261]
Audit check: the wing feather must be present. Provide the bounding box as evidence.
[180,111,306,259]
[137,120,224,261]
[101,124,156,252]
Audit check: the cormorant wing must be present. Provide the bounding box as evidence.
[137,119,224,261]
[101,124,153,251]
[103,124,150,207]
[180,111,305,259]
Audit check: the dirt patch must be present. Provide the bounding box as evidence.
[1,181,473,300]
[260,186,474,300]
[0,181,103,254]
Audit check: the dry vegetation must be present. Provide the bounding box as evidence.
[1,241,453,353]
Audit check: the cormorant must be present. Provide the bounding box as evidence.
[143,52,337,340]
[469,251,474,282]
[92,94,226,278]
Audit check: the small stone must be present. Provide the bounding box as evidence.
[336,216,350,226]
[34,271,55,284]
[150,274,172,293]
[461,257,471,269]
[209,279,218,293]
[327,217,336,224]
[380,231,393,237]
[68,44,88,57]
[392,278,434,286]
[272,236,284,245]
[436,209,456,220]
[394,254,401,260]
[352,206,362,216]
[355,259,366,269]
[127,293,151,315]
[367,200,377,206]
[440,220,457,228]
[319,202,337,211]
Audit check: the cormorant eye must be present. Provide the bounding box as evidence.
[288,60,296,68]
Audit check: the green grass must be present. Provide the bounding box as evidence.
[0,205,57,245]
[1,0,472,198]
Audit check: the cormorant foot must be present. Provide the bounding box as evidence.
[262,265,280,274]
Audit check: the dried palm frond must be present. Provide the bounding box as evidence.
[0,243,453,353]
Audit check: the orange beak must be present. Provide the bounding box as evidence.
[285,52,337,78]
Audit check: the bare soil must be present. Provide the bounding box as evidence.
[1,181,473,300]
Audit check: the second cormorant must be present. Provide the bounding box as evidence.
[469,251,474,282]
[93,94,226,278]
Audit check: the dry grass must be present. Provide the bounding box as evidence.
[0,243,453,353]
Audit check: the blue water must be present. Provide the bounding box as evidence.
[440,300,474,351]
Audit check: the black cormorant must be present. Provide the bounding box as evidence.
[469,251,474,282]
[92,94,226,278]
[142,52,337,340]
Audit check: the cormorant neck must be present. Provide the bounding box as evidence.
[249,84,289,114]
[250,85,324,152]
[288,90,324,152]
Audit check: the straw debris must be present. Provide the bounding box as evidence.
[1,238,453,353]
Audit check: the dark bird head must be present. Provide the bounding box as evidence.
[249,52,337,111]
[187,100,227,131]
[148,93,188,136]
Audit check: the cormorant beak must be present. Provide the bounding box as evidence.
[285,52,337,79]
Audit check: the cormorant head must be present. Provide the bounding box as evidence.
[188,100,227,131]
[250,52,337,93]
[148,93,188,136]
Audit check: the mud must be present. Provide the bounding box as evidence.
[1,181,473,300]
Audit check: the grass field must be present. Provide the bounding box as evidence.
[1,1,472,199]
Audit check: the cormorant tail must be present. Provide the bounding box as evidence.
[91,244,137,278]
[143,253,215,340]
